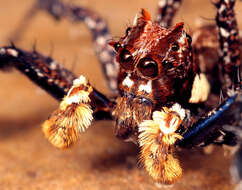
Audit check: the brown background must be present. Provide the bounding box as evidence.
[0,0,242,189]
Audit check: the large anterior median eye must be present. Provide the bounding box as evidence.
[118,49,134,70]
[137,58,158,78]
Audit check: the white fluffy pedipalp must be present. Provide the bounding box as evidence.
[60,75,93,110]
[189,73,210,103]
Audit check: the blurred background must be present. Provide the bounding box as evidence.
[0,0,241,189]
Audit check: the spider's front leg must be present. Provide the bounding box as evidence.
[0,45,114,148]
[42,75,94,149]
[138,104,186,184]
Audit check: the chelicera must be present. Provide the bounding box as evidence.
[0,0,241,185]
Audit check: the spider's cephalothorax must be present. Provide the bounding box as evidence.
[111,10,198,142]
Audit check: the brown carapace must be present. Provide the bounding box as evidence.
[110,9,198,184]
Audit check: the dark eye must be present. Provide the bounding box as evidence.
[137,58,158,78]
[126,27,131,35]
[186,34,192,44]
[171,42,179,51]
[118,49,134,70]
[114,42,121,52]
[162,60,173,70]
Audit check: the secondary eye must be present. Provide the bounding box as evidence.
[118,49,134,70]
[162,60,173,70]
[114,42,121,52]
[171,42,179,51]
[137,58,158,78]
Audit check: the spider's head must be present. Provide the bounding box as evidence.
[110,9,197,106]
[110,9,198,140]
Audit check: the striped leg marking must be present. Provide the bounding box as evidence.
[156,0,182,28]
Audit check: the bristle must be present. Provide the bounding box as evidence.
[133,14,138,26]
[42,104,93,148]
[42,75,93,149]
[138,107,183,184]
[141,147,182,184]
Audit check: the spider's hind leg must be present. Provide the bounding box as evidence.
[213,0,241,91]
[10,0,118,93]
[156,0,182,27]
[138,104,186,184]
[177,0,241,148]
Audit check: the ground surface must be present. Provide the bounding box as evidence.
[0,0,241,189]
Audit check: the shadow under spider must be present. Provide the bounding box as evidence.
[90,141,139,171]
[0,109,51,139]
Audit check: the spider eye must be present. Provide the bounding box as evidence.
[171,42,179,51]
[114,42,121,51]
[162,60,173,70]
[118,49,134,70]
[137,58,158,78]
[126,27,131,35]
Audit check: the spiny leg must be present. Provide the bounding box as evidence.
[213,0,242,178]
[213,0,241,91]
[178,93,239,147]
[0,45,114,120]
[10,0,118,93]
[42,0,118,93]
[179,0,241,148]
[155,0,182,27]
[0,45,74,100]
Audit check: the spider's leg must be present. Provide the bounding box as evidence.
[223,124,242,183]
[9,0,118,93]
[0,45,74,100]
[0,45,114,148]
[41,74,111,149]
[213,0,241,91]
[0,45,114,120]
[138,103,186,184]
[36,0,118,93]
[178,93,238,148]
[155,0,182,27]
[178,0,242,148]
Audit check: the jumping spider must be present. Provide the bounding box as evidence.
[0,0,241,185]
